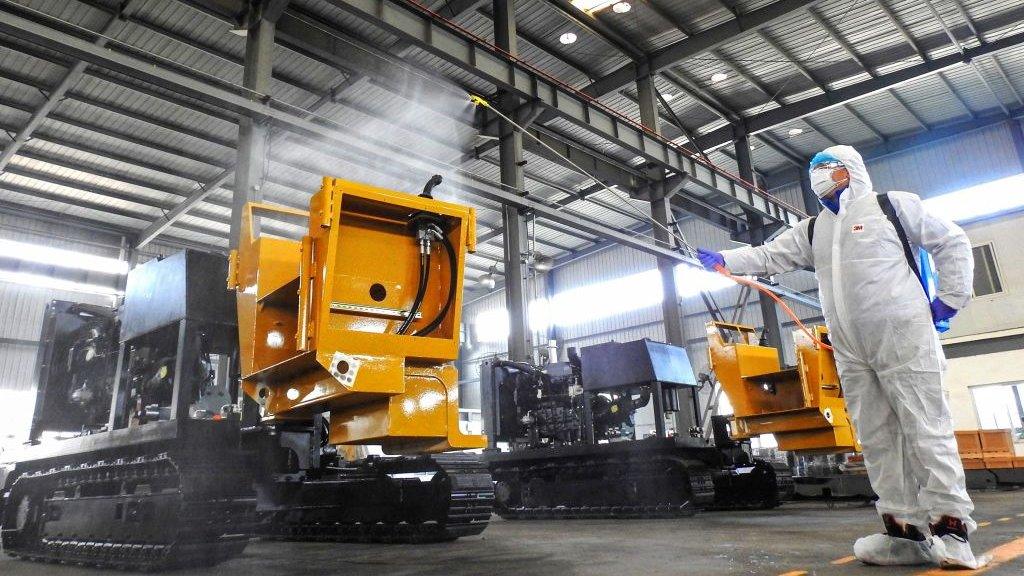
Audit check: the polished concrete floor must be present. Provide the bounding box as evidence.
[2,489,1023,575]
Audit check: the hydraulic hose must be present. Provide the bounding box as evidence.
[713,264,834,352]
[415,231,457,337]
[396,251,430,335]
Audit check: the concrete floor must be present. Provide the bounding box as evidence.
[2,490,1023,576]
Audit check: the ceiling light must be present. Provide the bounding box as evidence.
[531,253,554,273]
[662,93,677,101]
[0,239,129,275]
[559,32,578,45]
[477,265,498,290]
[787,128,804,136]
[612,2,631,13]
[570,0,619,13]
[710,72,728,83]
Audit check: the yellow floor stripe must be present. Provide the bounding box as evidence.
[1017,513,1024,518]
[979,521,992,527]
[915,535,1024,576]
[997,517,1011,522]
[777,571,808,576]
[830,555,857,565]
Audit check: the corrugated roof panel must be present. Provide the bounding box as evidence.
[846,91,925,138]
[7,154,178,207]
[515,0,632,77]
[0,43,66,88]
[892,73,973,125]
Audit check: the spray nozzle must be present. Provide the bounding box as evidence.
[420,174,443,199]
[469,94,490,108]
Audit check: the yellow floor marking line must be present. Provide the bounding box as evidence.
[915,535,1024,576]
[978,521,992,527]
[997,517,1011,522]
[777,571,808,576]
[1017,513,1024,518]
[830,555,857,565]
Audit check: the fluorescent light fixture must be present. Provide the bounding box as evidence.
[0,238,128,275]
[612,2,631,13]
[570,0,619,13]
[0,269,122,296]
[923,173,1024,223]
[787,128,804,136]
[711,72,728,83]
[559,32,578,45]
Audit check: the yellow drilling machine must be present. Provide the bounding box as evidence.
[707,322,869,498]
[0,176,492,570]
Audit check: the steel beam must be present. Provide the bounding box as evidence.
[692,29,1024,151]
[0,3,821,309]
[324,0,805,227]
[0,5,127,173]
[582,0,823,98]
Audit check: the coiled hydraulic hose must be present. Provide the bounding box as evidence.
[713,264,834,352]
[415,227,457,337]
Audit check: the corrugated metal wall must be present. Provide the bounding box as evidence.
[460,122,1023,415]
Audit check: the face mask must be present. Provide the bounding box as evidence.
[809,159,850,199]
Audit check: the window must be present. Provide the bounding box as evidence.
[970,383,1024,440]
[972,244,1002,297]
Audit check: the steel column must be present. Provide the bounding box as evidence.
[231,1,286,248]
[494,0,530,363]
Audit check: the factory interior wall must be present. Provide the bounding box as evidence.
[940,211,1024,456]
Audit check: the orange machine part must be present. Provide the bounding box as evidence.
[707,322,860,455]
[229,177,484,453]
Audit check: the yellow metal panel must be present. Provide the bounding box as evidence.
[232,177,485,454]
[708,322,860,456]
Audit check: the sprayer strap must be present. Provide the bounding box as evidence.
[876,193,920,278]
[806,216,817,247]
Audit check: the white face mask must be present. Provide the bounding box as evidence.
[809,160,848,198]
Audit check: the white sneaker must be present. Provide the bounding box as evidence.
[937,533,990,570]
[853,533,943,566]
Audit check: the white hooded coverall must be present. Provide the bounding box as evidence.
[721,145,976,531]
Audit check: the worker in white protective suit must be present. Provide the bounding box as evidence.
[697,145,984,570]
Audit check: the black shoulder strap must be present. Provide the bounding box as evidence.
[876,192,919,276]
[807,216,817,247]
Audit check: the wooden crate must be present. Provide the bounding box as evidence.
[979,429,1014,455]
[1014,458,1024,469]
[962,459,987,470]
[955,430,982,455]
[984,457,1015,470]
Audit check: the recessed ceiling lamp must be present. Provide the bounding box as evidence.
[559,32,578,45]
[662,93,677,101]
[612,2,632,13]
[788,128,804,136]
[710,72,728,83]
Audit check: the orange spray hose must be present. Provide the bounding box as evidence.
[712,264,834,352]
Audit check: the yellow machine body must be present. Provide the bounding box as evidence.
[229,177,485,454]
[707,322,860,455]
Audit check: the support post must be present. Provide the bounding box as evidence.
[231,1,288,248]
[638,73,695,434]
[736,134,784,355]
[493,0,531,362]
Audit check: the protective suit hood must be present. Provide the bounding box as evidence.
[817,145,873,201]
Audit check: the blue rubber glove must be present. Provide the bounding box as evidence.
[697,248,725,271]
[930,298,957,332]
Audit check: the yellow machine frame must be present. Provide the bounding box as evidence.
[707,322,860,455]
[229,177,486,453]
